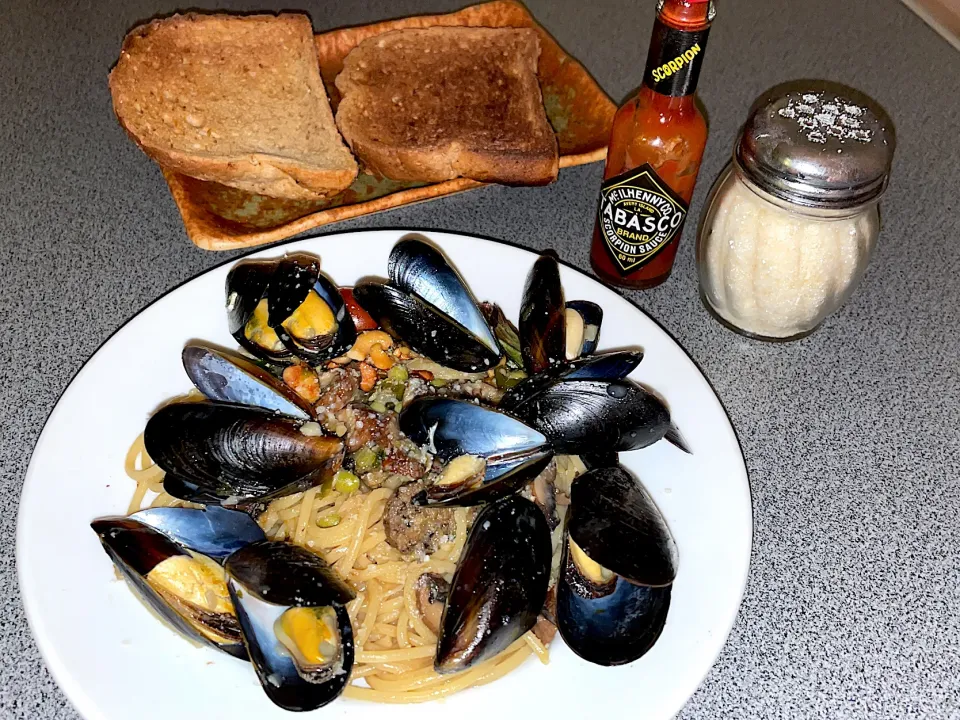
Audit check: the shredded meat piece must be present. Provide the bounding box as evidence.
[531,458,559,530]
[383,481,456,555]
[316,366,361,413]
[533,586,558,645]
[382,450,426,480]
[337,404,399,452]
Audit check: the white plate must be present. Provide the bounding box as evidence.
[17,230,751,720]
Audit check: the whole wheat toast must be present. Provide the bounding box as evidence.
[335,27,559,185]
[110,13,357,200]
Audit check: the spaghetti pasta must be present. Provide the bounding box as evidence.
[123,432,565,702]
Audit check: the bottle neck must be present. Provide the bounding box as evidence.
[642,0,714,99]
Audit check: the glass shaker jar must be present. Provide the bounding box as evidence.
[696,84,895,340]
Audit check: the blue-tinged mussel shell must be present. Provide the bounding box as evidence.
[388,236,500,356]
[131,505,265,562]
[225,541,355,712]
[182,344,313,420]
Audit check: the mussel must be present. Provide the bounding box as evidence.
[415,449,555,507]
[92,517,246,658]
[226,253,356,364]
[131,505,265,561]
[225,541,355,711]
[352,240,502,372]
[556,463,676,665]
[388,237,500,356]
[435,496,551,673]
[182,344,313,420]
[519,252,566,374]
[144,401,342,504]
[399,397,553,506]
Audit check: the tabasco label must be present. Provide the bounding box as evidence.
[596,164,688,275]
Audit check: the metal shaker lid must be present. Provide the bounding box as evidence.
[735,82,895,209]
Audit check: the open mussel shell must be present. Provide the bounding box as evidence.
[436,496,551,673]
[416,450,555,507]
[353,282,500,372]
[557,538,671,666]
[144,401,342,504]
[91,517,246,658]
[567,464,677,587]
[267,254,357,363]
[520,252,566,374]
[226,259,291,362]
[565,300,603,359]
[225,542,355,712]
[388,237,500,357]
[499,350,644,412]
[182,344,313,420]
[505,377,672,454]
[399,397,547,461]
[132,505,265,561]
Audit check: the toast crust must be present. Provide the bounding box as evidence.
[110,13,357,200]
[335,27,559,185]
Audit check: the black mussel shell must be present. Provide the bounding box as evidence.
[225,541,355,607]
[565,300,603,358]
[144,401,342,504]
[505,378,671,454]
[436,496,552,673]
[520,252,566,375]
[226,259,291,362]
[557,538,671,666]
[398,397,546,461]
[353,282,500,372]
[267,254,357,363]
[415,450,555,507]
[91,517,246,658]
[132,505,265,562]
[499,350,644,413]
[226,260,275,339]
[225,542,355,712]
[567,464,677,587]
[182,344,313,420]
[388,237,500,357]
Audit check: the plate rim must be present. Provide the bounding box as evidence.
[16,228,752,720]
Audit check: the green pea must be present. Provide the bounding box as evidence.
[431,378,448,388]
[333,470,360,494]
[316,513,341,528]
[353,446,381,473]
[387,365,409,383]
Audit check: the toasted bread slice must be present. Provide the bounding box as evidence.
[335,27,558,186]
[110,13,357,200]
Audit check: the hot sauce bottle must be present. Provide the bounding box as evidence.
[590,0,716,289]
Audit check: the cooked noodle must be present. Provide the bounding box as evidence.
[123,432,576,702]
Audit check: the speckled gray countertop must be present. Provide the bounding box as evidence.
[3,0,959,717]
